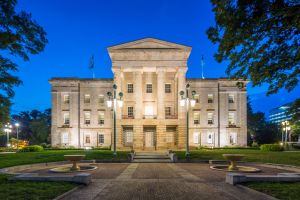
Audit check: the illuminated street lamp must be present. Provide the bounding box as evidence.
[107,84,123,159]
[180,83,196,159]
[281,121,290,144]
[4,123,12,148]
[15,123,20,151]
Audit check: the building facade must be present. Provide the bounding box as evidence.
[50,38,248,150]
[268,102,293,124]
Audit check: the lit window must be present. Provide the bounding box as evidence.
[228,112,235,125]
[128,84,134,93]
[208,94,213,103]
[128,107,134,118]
[208,113,214,124]
[229,132,237,144]
[165,84,171,93]
[146,84,152,93]
[165,107,171,116]
[98,95,104,104]
[207,132,214,144]
[84,94,90,103]
[193,132,200,144]
[63,113,70,125]
[125,131,133,143]
[85,135,90,144]
[63,95,70,104]
[99,134,104,144]
[84,112,91,124]
[194,112,200,125]
[98,111,104,125]
[228,94,234,103]
[62,132,68,144]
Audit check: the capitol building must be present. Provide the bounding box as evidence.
[50,38,248,150]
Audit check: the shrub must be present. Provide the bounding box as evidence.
[40,143,51,149]
[21,145,44,152]
[260,144,283,151]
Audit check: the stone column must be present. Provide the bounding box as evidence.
[156,68,165,119]
[177,67,187,149]
[135,70,143,119]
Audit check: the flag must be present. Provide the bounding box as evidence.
[89,55,94,69]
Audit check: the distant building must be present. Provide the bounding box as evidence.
[268,103,293,124]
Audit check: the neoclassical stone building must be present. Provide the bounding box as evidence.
[50,38,248,150]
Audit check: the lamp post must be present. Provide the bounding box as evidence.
[281,121,290,144]
[4,123,12,148]
[107,84,123,159]
[179,83,196,159]
[15,123,20,151]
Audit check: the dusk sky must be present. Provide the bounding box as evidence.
[12,0,299,115]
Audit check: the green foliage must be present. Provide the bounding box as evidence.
[0,0,47,125]
[207,0,300,95]
[245,182,300,200]
[247,97,281,144]
[20,145,43,152]
[0,174,77,200]
[0,150,129,168]
[260,144,283,151]
[11,109,51,145]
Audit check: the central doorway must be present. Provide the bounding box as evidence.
[143,126,156,150]
[145,131,154,147]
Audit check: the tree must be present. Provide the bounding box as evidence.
[207,0,300,95]
[247,97,281,144]
[0,0,47,125]
[11,109,51,145]
[287,98,300,139]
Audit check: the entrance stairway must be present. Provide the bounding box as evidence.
[132,151,171,163]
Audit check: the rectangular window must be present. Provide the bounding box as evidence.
[146,84,152,93]
[125,131,133,143]
[127,84,134,93]
[207,132,214,144]
[98,111,104,125]
[208,94,213,103]
[128,107,134,118]
[208,112,214,124]
[63,95,70,104]
[62,132,68,144]
[229,132,237,144]
[85,135,90,144]
[98,95,104,104]
[194,112,200,125]
[84,94,90,103]
[228,112,235,125]
[193,132,200,144]
[63,113,70,125]
[228,94,234,103]
[99,134,104,144]
[166,132,174,143]
[84,112,91,124]
[165,107,171,116]
[165,84,171,93]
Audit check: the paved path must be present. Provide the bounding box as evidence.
[60,163,278,200]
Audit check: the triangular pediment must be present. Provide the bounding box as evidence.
[108,38,191,51]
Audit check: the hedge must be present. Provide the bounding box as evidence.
[20,145,44,152]
[260,144,283,151]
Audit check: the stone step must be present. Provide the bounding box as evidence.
[134,155,169,159]
[132,159,171,163]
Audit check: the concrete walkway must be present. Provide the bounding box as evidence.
[60,163,279,200]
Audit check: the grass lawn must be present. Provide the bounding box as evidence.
[0,174,78,200]
[244,182,300,200]
[175,149,300,166]
[0,150,129,168]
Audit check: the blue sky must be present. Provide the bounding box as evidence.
[11,0,299,115]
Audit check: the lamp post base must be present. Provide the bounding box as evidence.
[185,152,190,161]
[113,152,117,160]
